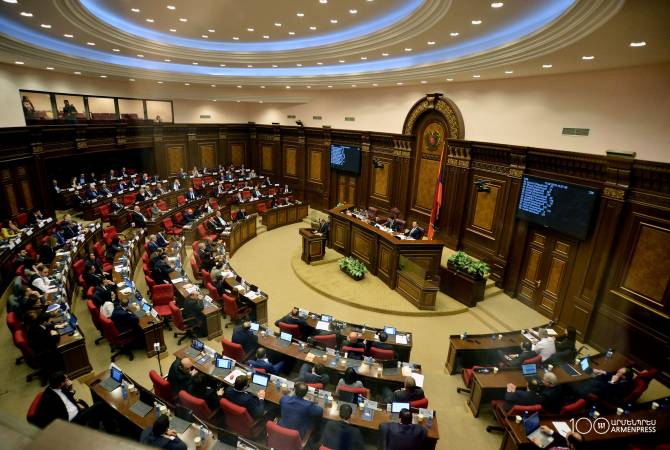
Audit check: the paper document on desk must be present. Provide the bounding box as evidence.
[315,321,330,331]
[522,332,538,343]
[225,369,246,385]
[552,421,571,438]
[401,366,412,377]
[119,287,132,295]
[171,277,184,284]
[395,334,408,345]
[220,271,234,279]
[410,373,424,388]
[185,286,199,294]
[46,287,59,294]
[114,265,125,272]
[168,257,177,262]
[547,328,558,336]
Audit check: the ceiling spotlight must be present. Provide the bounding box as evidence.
[169,28,176,32]
[491,2,504,7]
[472,74,481,78]
[247,64,253,67]
[14,61,24,65]
[320,0,328,3]
[306,86,311,89]
[351,84,357,87]
[74,71,81,74]
[20,11,33,17]
[63,34,74,38]
[201,34,208,38]
[112,48,120,52]
[330,19,338,23]
[247,27,254,32]
[259,101,263,103]
[296,63,302,66]
[167,5,176,10]
[316,62,323,65]
[145,18,154,23]
[274,22,282,27]
[309,26,316,30]
[446,78,453,81]
[219,64,226,67]
[372,83,378,87]
[404,48,412,52]
[504,70,513,74]
[40,24,51,29]
[338,59,345,63]
[286,85,291,89]
[349,9,358,14]
[208,29,215,33]
[427,41,435,45]
[629,41,646,47]
[131,8,140,13]
[327,85,333,88]
[86,41,95,45]
[100,75,107,78]
[296,12,304,17]
[179,17,187,22]
[272,64,278,67]
[542,64,552,68]
[184,83,190,86]
[129,78,135,81]
[471,20,482,25]
[450,32,459,36]
[157,81,163,84]
[210,84,216,87]
[46,66,54,70]
[263,35,269,39]
[420,80,427,84]
[260,85,266,88]
[288,31,295,35]
[581,55,595,60]
[396,82,403,85]
[3,0,18,3]
[236,85,242,89]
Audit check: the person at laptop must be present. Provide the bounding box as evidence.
[321,403,364,450]
[33,371,113,430]
[247,348,285,375]
[111,297,141,338]
[365,331,395,356]
[379,408,426,450]
[167,357,196,394]
[279,382,323,438]
[391,377,425,403]
[342,332,366,360]
[532,328,556,362]
[548,431,584,450]
[187,372,222,411]
[502,378,542,412]
[275,307,310,338]
[232,321,258,355]
[501,340,538,368]
[540,372,564,414]
[546,327,577,365]
[140,414,187,450]
[384,216,402,232]
[336,368,365,402]
[182,292,207,337]
[296,362,330,386]
[224,374,267,419]
[27,312,65,377]
[575,367,635,403]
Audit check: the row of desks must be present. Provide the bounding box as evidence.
[261,204,308,230]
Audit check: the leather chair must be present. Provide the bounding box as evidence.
[341,346,365,359]
[150,369,175,404]
[144,274,157,291]
[201,269,213,288]
[410,397,429,408]
[169,301,195,344]
[487,402,543,433]
[24,243,36,259]
[26,391,44,427]
[123,193,137,206]
[266,420,309,450]
[143,262,151,276]
[589,368,657,411]
[257,203,267,214]
[177,195,186,206]
[178,390,217,422]
[85,286,95,301]
[222,294,251,328]
[209,199,219,210]
[306,383,324,390]
[190,256,202,281]
[99,315,135,361]
[93,241,106,261]
[370,347,395,361]
[206,282,223,305]
[174,211,185,226]
[219,398,264,439]
[367,207,378,219]
[151,284,175,328]
[222,338,246,362]
[13,329,43,382]
[278,322,302,340]
[559,398,586,415]
[312,333,337,349]
[6,311,22,334]
[162,218,183,236]
[335,385,369,403]
[16,212,28,227]
[86,300,105,344]
[523,354,543,365]
[457,365,494,394]
[98,204,111,222]
[72,259,85,282]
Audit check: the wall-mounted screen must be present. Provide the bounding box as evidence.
[516,175,599,240]
[330,144,361,175]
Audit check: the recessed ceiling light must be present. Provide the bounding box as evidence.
[145,18,154,23]
[236,100,241,103]
[232,36,239,40]
[259,100,263,103]
[360,56,367,60]
[296,12,304,17]
[201,35,208,38]
[14,61,24,65]
[320,0,328,3]
[427,41,435,45]
[100,75,107,78]
[396,82,403,85]
[542,64,552,68]
[274,23,282,27]
[471,20,482,25]
[157,81,163,84]
[212,99,217,102]
[338,59,345,63]
[137,54,144,58]
[372,83,378,87]
[504,70,514,74]
[288,31,295,35]
[129,78,135,81]
[179,17,187,22]
[74,71,81,74]
[46,66,54,70]
[351,84,357,87]
[167,5,176,10]
[219,64,226,67]
[184,83,190,86]
[581,55,595,60]
[247,64,253,68]
[263,35,269,39]
[164,58,171,62]
[247,28,254,32]
[86,42,95,46]
[317,62,323,65]
[491,2,504,8]
[306,86,311,89]
[473,74,482,78]
[3,0,18,3]
[236,85,242,88]
[286,85,291,89]
[349,9,358,14]
[382,52,389,56]
[330,19,338,24]
[260,85,265,88]
[40,24,51,29]
[131,8,140,13]
[112,48,120,52]
[296,63,302,67]
[20,12,33,17]
[192,61,198,65]
[272,64,278,67]
[210,84,216,87]
[208,29,215,33]
[446,78,453,81]
[420,80,427,84]
[449,32,459,37]
[169,28,176,32]
[309,26,317,30]
[63,34,74,38]
[327,85,333,88]
[404,48,412,52]
[629,41,646,47]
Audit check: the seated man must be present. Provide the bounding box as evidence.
[365,331,395,356]
[83,265,103,289]
[99,182,111,196]
[540,372,564,414]
[131,205,147,228]
[532,328,556,362]
[197,242,215,272]
[183,208,196,223]
[342,332,366,360]
[151,254,175,285]
[224,374,266,419]
[501,340,538,368]
[147,234,160,254]
[321,403,364,450]
[110,297,141,338]
[296,362,330,386]
[232,321,258,355]
[279,382,323,438]
[502,378,542,412]
[105,236,124,262]
[156,232,169,248]
[182,292,207,337]
[274,307,310,338]
[31,264,53,294]
[405,221,423,240]
[187,372,222,411]
[185,187,198,201]
[574,367,635,404]
[379,408,426,450]
[115,180,128,192]
[167,357,195,394]
[110,197,124,212]
[135,187,147,202]
[384,216,401,232]
[92,279,116,308]
[247,348,284,375]
[392,377,425,403]
[140,414,187,450]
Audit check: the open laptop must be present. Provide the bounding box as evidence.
[278,331,293,348]
[134,302,151,318]
[521,363,542,384]
[579,357,592,374]
[246,372,269,395]
[320,314,333,323]
[185,339,205,358]
[212,357,234,377]
[249,322,260,334]
[384,326,397,336]
[390,401,410,419]
[129,387,154,417]
[99,366,124,391]
[57,313,78,335]
[525,412,554,448]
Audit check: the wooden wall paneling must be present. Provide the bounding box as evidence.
[230,142,245,166]
[369,154,393,206]
[29,131,51,215]
[199,143,216,168]
[217,127,228,166]
[261,144,274,173]
[283,145,298,178]
[442,144,471,248]
[187,129,198,168]
[248,123,258,170]
[350,225,378,271]
[357,134,371,208]
[165,145,185,175]
[392,136,413,219]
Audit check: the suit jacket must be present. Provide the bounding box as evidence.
[135,192,146,202]
[86,190,98,200]
[408,227,422,240]
[504,389,542,409]
[140,428,187,450]
[156,233,169,247]
[111,305,139,333]
[540,385,564,413]
[384,219,401,232]
[110,202,124,212]
[167,359,192,394]
[147,241,159,253]
[132,211,147,227]
[274,314,309,336]
[186,192,197,201]
[392,387,425,403]
[279,395,323,437]
[224,386,265,418]
[181,298,205,324]
[92,285,113,308]
[379,422,426,450]
[84,272,103,289]
[232,326,258,354]
[322,420,365,450]
[34,387,80,428]
[27,323,60,355]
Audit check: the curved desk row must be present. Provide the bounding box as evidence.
[261,203,308,231]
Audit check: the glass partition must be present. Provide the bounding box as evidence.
[19,91,53,121]
[118,98,144,121]
[146,100,173,123]
[55,94,86,121]
[87,96,116,121]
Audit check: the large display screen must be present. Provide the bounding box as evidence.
[330,144,361,175]
[516,175,598,240]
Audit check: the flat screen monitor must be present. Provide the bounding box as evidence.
[215,357,233,369]
[516,175,598,240]
[330,144,361,175]
[521,364,537,376]
[580,358,590,372]
[524,412,541,435]
[391,402,410,413]
[321,315,332,322]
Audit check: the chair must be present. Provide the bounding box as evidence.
[85,286,95,301]
[72,259,85,282]
[277,322,302,340]
[98,204,111,222]
[266,420,309,450]
[142,252,150,263]
[24,243,37,259]
[410,397,429,408]
[16,212,29,227]
[99,315,135,361]
[201,269,213,287]
[559,398,586,415]
[206,282,223,305]
[487,402,543,433]
[370,347,395,361]
[158,200,168,211]
[93,241,106,260]
[26,391,44,427]
[152,284,175,329]
[169,301,195,344]
[341,346,365,358]
[193,178,203,191]
[177,195,186,206]
[312,333,337,349]
[396,219,407,230]
[178,390,216,422]
[197,223,216,241]
[367,207,378,219]
[174,211,185,226]
[223,294,251,328]
[145,208,153,219]
[13,329,42,382]
[522,354,543,365]
[6,311,22,334]
[222,338,246,362]
[190,256,202,281]
[306,383,324,390]
[123,193,137,206]
[257,203,267,214]
[145,274,157,291]
[220,398,264,439]
[335,385,369,403]
[86,300,105,345]
[150,369,175,404]
[162,218,183,235]
[143,263,151,276]
[457,365,494,394]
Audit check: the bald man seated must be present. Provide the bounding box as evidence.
[342,332,366,360]
[167,357,195,394]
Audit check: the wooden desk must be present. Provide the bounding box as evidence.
[445,325,552,374]
[0,217,55,290]
[467,352,633,417]
[222,274,269,325]
[261,204,308,230]
[108,188,189,231]
[175,346,440,449]
[328,205,444,291]
[226,215,257,257]
[145,198,206,235]
[299,228,326,264]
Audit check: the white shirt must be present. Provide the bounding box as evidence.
[100,301,115,318]
[32,276,51,293]
[52,388,79,421]
[532,337,556,361]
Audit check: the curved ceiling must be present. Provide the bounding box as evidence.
[0,0,668,89]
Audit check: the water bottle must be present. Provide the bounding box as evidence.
[199,425,206,442]
[589,406,596,418]
[606,348,613,359]
[523,410,528,422]
[462,331,468,339]
[121,383,128,400]
[427,416,433,428]
[624,403,631,416]
[154,402,161,419]
[397,360,401,369]
[362,323,366,333]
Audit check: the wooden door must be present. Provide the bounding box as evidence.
[336,173,357,205]
[200,144,216,168]
[517,229,577,318]
[166,145,185,175]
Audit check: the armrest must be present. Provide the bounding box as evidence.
[76,399,89,409]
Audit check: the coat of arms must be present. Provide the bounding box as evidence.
[424,128,441,152]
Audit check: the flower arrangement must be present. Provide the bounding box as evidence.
[338,256,368,280]
[447,251,490,280]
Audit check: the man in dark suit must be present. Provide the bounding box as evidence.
[365,331,395,356]
[224,374,266,418]
[232,321,258,355]
[391,377,425,403]
[247,348,284,375]
[236,208,247,221]
[182,293,207,337]
[34,371,112,430]
[135,188,147,202]
[92,279,116,308]
[152,254,175,285]
[140,414,187,450]
[131,206,147,227]
[279,382,323,438]
[110,198,124,212]
[575,367,635,404]
[197,242,215,272]
[153,183,165,196]
[99,182,111,196]
[540,372,564,414]
[167,357,195,394]
[111,297,140,339]
[379,408,426,450]
[60,214,79,239]
[185,187,197,201]
[147,235,160,254]
[342,332,366,359]
[156,232,169,248]
[321,403,364,450]
[318,218,330,240]
[83,264,103,288]
[384,217,401,232]
[501,340,538,368]
[274,307,309,337]
[502,378,542,411]
[406,221,423,240]
[27,313,63,376]
[296,362,330,386]
[116,180,128,192]
[86,184,99,200]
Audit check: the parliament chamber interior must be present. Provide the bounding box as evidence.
[0,1,669,450]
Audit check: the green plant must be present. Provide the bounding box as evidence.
[447,251,489,280]
[339,256,368,279]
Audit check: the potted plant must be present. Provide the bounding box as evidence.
[441,251,490,306]
[338,256,368,281]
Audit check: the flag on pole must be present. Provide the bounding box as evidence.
[427,141,446,240]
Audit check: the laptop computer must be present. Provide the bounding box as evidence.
[390,401,410,419]
[212,357,234,378]
[579,357,592,374]
[321,314,333,323]
[384,326,397,336]
[129,388,154,417]
[278,331,293,348]
[134,302,151,318]
[99,366,124,391]
[525,412,554,448]
[249,322,260,334]
[521,363,542,384]
[58,313,78,335]
[246,372,269,395]
[185,339,205,358]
